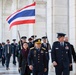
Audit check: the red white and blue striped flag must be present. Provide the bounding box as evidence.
[6,2,36,29]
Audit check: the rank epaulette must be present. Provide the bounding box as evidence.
[42,47,46,50]
[30,47,34,50]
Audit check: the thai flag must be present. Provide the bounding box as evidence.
[6,2,36,29]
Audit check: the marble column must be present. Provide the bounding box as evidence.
[69,0,76,47]
[0,0,3,42]
[11,0,18,40]
[69,0,76,74]
[46,0,53,44]
[46,0,54,73]
[28,0,34,37]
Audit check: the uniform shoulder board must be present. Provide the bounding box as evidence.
[42,47,46,50]
[30,47,34,50]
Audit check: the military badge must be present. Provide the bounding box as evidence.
[34,50,36,57]
[65,46,69,50]
[41,50,43,53]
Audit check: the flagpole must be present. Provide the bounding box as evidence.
[46,0,53,45]
[0,0,3,42]
[11,0,18,41]
[28,0,34,37]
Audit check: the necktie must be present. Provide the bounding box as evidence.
[8,45,9,53]
[60,42,64,47]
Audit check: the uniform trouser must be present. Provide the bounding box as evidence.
[33,70,44,75]
[13,54,16,64]
[2,56,5,65]
[20,66,30,75]
[43,63,48,75]
[6,54,11,68]
[55,64,69,75]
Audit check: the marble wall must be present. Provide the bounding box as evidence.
[0,0,76,48]
[52,0,69,41]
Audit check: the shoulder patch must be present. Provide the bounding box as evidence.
[42,47,46,50]
[30,47,34,50]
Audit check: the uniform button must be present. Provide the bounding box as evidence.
[38,59,39,60]
[38,61,40,63]
[38,56,40,58]
[62,55,63,56]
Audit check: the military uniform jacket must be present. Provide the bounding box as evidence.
[51,41,72,65]
[70,44,76,62]
[28,47,47,71]
[28,42,34,48]
[11,43,17,54]
[42,43,51,51]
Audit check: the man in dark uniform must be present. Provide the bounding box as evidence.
[31,35,37,41]
[0,43,2,61]
[64,37,76,71]
[41,36,51,75]
[51,33,72,75]
[2,42,5,66]
[30,35,37,47]
[28,37,34,48]
[28,38,47,75]
[21,36,27,44]
[4,39,12,70]
[11,39,17,65]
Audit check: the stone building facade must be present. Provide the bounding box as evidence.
[0,0,76,74]
[0,0,76,49]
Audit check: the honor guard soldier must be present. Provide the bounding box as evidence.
[28,38,47,75]
[11,39,17,65]
[51,33,72,75]
[28,37,34,48]
[21,36,27,44]
[42,36,51,75]
[16,36,27,64]
[31,35,37,41]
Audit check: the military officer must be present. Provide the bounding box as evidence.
[21,36,27,44]
[31,35,37,41]
[64,37,76,62]
[42,36,51,75]
[11,39,17,65]
[30,35,37,47]
[28,37,34,48]
[64,37,76,71]
[51,33,72,75]
[28,38,47,75]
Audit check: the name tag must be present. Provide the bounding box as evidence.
[55,48,59,49]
